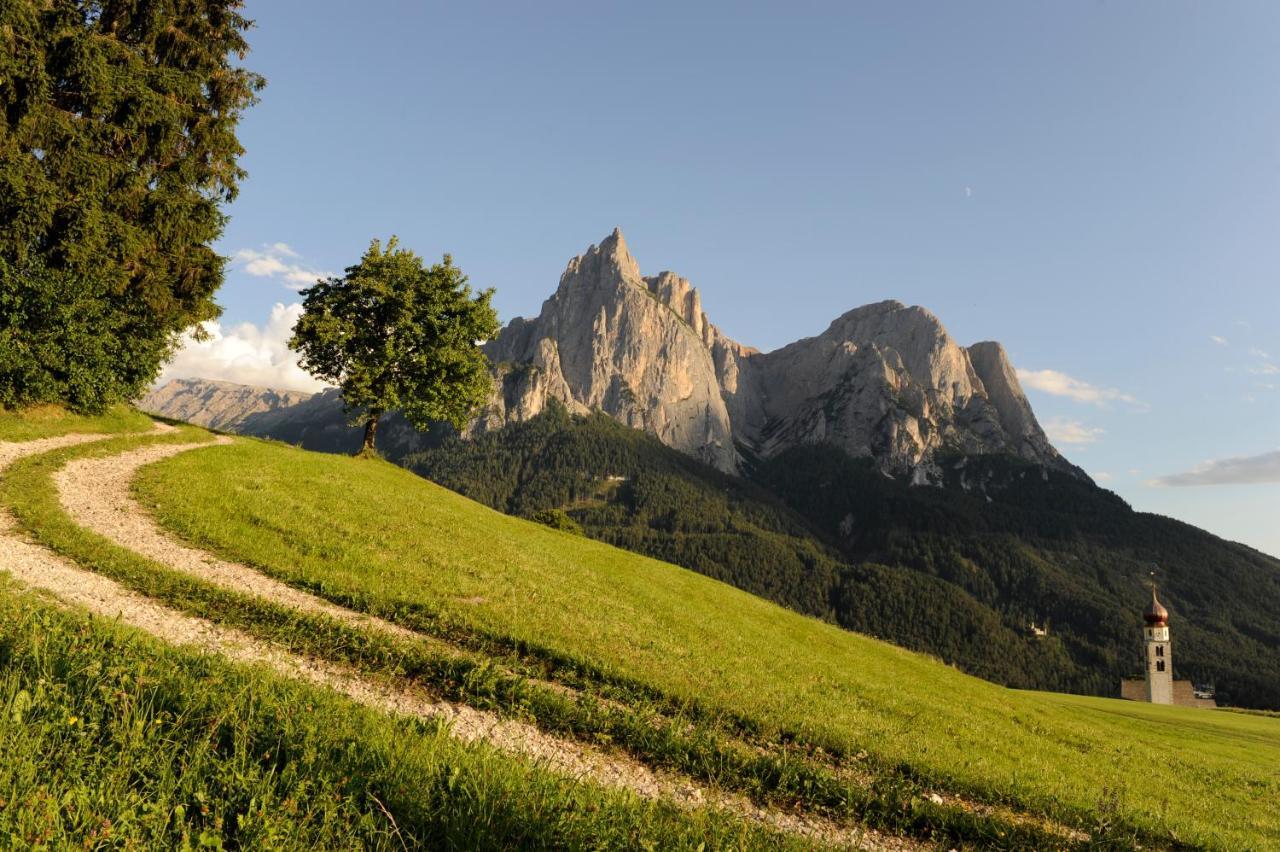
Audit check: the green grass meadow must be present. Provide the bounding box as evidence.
[0,578,784,850]
[0,408,792,850]
[3,405,1278,848]
[135,437,1280,850]
[0,403,153,441]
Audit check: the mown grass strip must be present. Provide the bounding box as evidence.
[1,430,1118,849]
[0,575,785,850]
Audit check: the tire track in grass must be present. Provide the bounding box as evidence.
[57,438,431,644]
[0,432,918,851]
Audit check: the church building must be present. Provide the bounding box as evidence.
[1119,587,1216,708]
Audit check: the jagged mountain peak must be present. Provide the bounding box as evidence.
[557,227,641,293]
[482,230,738,470]
[483,231,1073,478]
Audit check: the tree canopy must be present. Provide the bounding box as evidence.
[289,238,500,454]
[0,0,262,410]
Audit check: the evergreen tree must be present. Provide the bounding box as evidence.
[0,0,262,410]
[289,238,499,454]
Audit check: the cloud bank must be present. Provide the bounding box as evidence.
[232,243,331,289]
[157,302,328,393]
[1043,417,1104,445]
[1016,368,1143,408]
[1151,450,1280,487]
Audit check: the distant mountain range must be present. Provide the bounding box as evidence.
[141,378,312,432]
[146,228,1077,479]
[139,230,1280,709]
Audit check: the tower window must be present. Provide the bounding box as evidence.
[1156,660,1166,672]
[1156,646,1164,657]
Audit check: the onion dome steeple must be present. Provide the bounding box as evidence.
[1144,587,1169,625]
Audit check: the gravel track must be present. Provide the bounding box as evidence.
[56,438,428,644]
[0,430,920,850]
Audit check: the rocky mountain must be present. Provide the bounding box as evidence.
[138,378,313,431]
[143,229,1074,481]
[480,229,739,470]
[133,232,1280,709]
[481,229,1075,479]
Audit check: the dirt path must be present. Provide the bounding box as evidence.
[55,438,431,645]
[0,431,920,851]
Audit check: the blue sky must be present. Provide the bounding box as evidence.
[173,1,1280,556]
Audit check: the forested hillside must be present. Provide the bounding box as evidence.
[409,403,1280,708]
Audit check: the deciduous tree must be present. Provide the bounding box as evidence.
[289,238,499,454]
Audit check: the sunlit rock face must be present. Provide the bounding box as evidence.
[138,378,313,431]
[482,229,1075,479]
[481,229,737,471]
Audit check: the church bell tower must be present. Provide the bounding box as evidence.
[1143,587,1173,704]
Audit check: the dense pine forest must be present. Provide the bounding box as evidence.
[405,403,1280,709]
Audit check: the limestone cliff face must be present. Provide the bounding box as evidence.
[481,229,738,470]
[149,231,1075,480]
[484,230,1076,478]
[731,302,1067,476]
[138,378,313,431]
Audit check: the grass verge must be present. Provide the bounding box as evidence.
[0,576,783,849]
[1,429,1079,848]
[133,436,1280,850]
[0,403,154,441]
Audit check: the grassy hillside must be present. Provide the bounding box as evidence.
[409,405,1074,692]
[0,578,773,849]
[0,403,152,440]
[756,444,1280,709]
[402,405,1280,709]
[137,433,1280,849]
[0,408,790,850]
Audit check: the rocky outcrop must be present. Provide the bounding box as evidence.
[138,378,313,431]
[481,229,738,470]
[966,341,1058,463]
[147,230,1078,481]
[729,302,1069,477]
[484,230,1077,479]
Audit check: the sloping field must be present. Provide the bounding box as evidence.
[132,435,1280,849]
[2,406,1277,849]
[0,409,812,850]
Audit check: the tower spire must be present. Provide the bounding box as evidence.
[1141,581,1173,703]
[1145,585,1169,625]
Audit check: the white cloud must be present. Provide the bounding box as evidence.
[1093,471,1114,482]
[1250,363,1279,376]
[1150,450,1280,487]
[1211,335,1228,345]
[157,302,328,393]
[1250,347,1272,360]
[1016,368,1144,409]
[232,244,330,291]
[1043,417,1105,445]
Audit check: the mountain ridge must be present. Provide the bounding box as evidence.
[480,229,1076,479]
[144,228,1074,482]
[139,377,313,431]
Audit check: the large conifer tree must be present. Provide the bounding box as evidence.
[0,0,262,410]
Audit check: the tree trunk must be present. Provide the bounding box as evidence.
[362,413,380,454]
